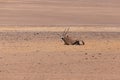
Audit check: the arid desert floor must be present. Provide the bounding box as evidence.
[0,26,120,80]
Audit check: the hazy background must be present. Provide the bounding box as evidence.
[0,0,120,26]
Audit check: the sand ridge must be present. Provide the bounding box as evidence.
[0,0,120,25]
[0,26,120,32]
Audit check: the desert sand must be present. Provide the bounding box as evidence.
[0,0,120,80]
[0,26,120,80]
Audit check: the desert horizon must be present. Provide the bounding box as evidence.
[0,26,120,32]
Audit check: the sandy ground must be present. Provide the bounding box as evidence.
[0,27,120,80]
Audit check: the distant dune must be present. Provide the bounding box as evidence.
[0,0,120,25]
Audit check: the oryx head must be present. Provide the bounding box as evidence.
[57,27,70,40]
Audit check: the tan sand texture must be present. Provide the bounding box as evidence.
[0,0,120,25]
[0,27,120,80]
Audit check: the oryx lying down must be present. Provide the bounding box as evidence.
[58,28,85,45]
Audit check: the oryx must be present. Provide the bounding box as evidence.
[57,28,85,45]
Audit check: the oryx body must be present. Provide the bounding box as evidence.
[58,28,85,45]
